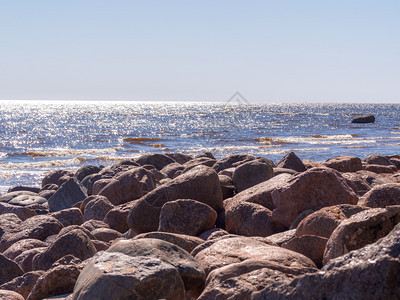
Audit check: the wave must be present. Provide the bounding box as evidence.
[19,147,121,158]
[0,157,86,169]
[123,137,164,144]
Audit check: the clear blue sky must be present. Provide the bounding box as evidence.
[0,1,399,102]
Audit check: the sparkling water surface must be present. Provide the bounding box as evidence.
[1,100,399,194]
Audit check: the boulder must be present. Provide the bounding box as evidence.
[42,170,72,187]
[271,167,359,228]
[0,202,36,221]
[0,213,22,238]
[0,253,24,285]
[74,165,101,182]
[0,191,38,203]
[0,271,44,299]
[161,163,185,178]
[48,178,87,212]
[158,199,217,236]
[390,157,400,169]
[365,164,397,173]
[134,232,204,253]
[165,152,193,164]
[323,155,362,172]
[213,154,256,173]
[136,153,176,170]
[0,290,24,300]
[32,229,97,271]
[72,252,185,300]
[342,172,371,196]
[3,239,48,260]
[103,203,130,233]
[181,157,217,173]
[51,208,83,227]
[351,114,375,123]
[276,152,306,172]
[198,228,229,241]
[91,179,111,195]
[91,228,121,242]
[192,236,316,275]
[218,174,235,199]
[7,195,47,207]
[14,248,48,273]
[83,196,113,222]
[106,238,206,298]
[81,220,109,232]
[232,161,274,192]
[98,167,158,205]
[127,165,223,234]
[323,206,400,264]
[365,153,393,166]
[266,229,296,246]
[359,183,400,208]
[0,215,63,252]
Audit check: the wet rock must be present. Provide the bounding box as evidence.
[0,215,63,252]
[51,208,83,227]
[103,203,130,233]
[42,170,73,188]
[213,154,256,173]
[323,155,362,172]
[365,153,393,166]
[134,232,204,253]
[365,164,397,173]
[158,199,217,236]
[32,229,97,271]
[0,202,36,221]
[0,290,24,300]
[198,259,315,300]
[136,153,176,170]
[351,114,375,123]
[232,161,274,192]
[106,238,206,298]
[91,228,121,242]
[271,167,359,228]
[0,253,24,285]
[3,239,48,260]
[323,206,400,265]
[276,152,306,172]
[127,165,223,234]
[83,196,113,222]
[74,165,101,182]
[0,271,44,299]
[192,236,316,275]
[281,235,328,268]
[48,178,87,212]
[72,251,185,300]
[14,247,48,273]
[359,183,400,208]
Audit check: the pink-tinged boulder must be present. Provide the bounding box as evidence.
[0,290,24,300]
[48,178,88,212]
[83,196,113,222]
[365,164,398,173]
[0,213,22,237]
[365,153,393,166]
[107,238,206,298]
[0,191,38,203]
[276,152,306,172]
[136,153,176,170]
[3,239,48,260]
[295,205,366,238]
[0,202,36,221]
[92,240,110,252]
[15,247,48,273]
[134,232,204,253]
[74,165,101,182]
[323,206,400,265]
[342,172,371,196]
[42,170,73,188]
[225,201,281,237]
[192,236,316,275]
[32,229,97,271]
[158,199,217,236]
[197,259,315,300]
[281,235,328,268]
[72,252,185,300]
[0,215,63,252]
[230,173,292,211]
[128,165,223,234]
[98,167,158,205]
[103,203,130,233]
[51,208,83,227]
[323,155,362,172]
[218,167,235,178]
[218,174,235,199]
[359,183,400,208]
[91,179,112,195]
[213,154,257,173]
[0,253,24,285]
[266,229,296,246]
[0,271,44,299]
[199,228,229,241]
[80,220,109,232]
[91,228,121,242]
[271,167,359,227]
[26,257,81,300]
[181,157,217,174]
[161,163,185,178]
[166,152,192,164]
[232,161,274,192]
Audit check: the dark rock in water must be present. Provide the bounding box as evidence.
[351,114,375,123]
[276,152,306,172]
[365,164,397,174]
[48,178,87,212]
[72,252,186,300]
[166,152,193,164]
[0,253,24,285]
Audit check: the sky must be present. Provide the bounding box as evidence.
[0,1,399,103]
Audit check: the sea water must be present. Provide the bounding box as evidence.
[1,100,399,194]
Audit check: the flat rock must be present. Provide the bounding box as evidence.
[0,191,38,203]
[72,252,185,300]
[48,178,87,212]
[8,195,47,207]
[365,153,393,166]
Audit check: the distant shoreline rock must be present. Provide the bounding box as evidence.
[351,114,375,123]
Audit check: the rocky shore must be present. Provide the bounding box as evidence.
[1,151,400,299]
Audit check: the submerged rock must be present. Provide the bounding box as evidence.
[351,114,375,123]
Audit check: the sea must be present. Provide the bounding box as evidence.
[1,100,399,194]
